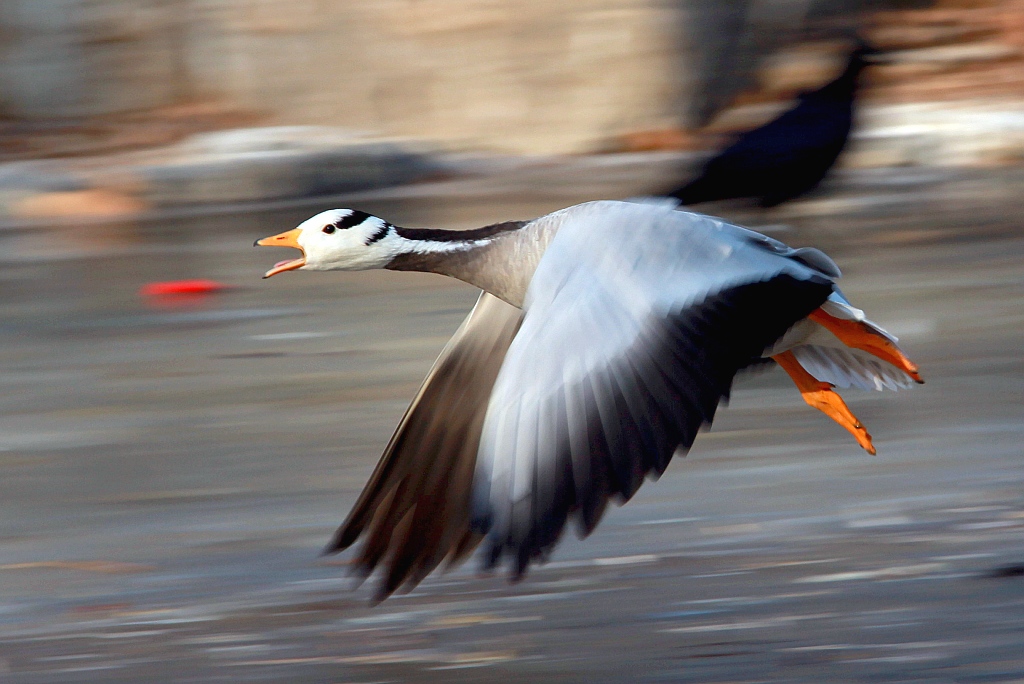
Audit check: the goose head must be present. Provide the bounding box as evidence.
[255,209,396,278]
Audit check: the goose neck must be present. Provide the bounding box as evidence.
[384,221,532,307]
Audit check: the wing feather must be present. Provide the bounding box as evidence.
[325,292,522,600]
[474,201,836,574]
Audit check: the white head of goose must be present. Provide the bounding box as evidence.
[255,209,399,276]
[257,199,922,602]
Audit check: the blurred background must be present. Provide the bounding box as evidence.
[0,1,1023,682]
[2,0,1023,161]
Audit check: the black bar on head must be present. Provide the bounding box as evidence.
[336,210,373,230]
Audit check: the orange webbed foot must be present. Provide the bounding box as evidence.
[774,351,876,454]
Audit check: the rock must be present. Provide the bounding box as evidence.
[9,189,148,220]
[613,128,704,153]
[884,42,1020,66]
[134,127,440,206]
[845,102,1024,167]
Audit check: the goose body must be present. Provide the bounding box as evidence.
[257,199,921,600]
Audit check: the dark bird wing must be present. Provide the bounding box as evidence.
[325,292,523,601]
[673,46,867,207]
[675,99,852,207]
[471,201,835,575]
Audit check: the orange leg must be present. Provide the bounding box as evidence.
[773,351,876,455]
[808,309,924,384]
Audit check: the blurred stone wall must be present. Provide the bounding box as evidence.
[0,0,90,118]
[196,0,699,153]
[0,1,188,118]
[0,0,1020,155]
[0,0,693,153]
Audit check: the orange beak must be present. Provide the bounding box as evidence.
[254,228,305,278]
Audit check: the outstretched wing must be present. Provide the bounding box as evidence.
[325,292,522,601]
[471,201,835,575]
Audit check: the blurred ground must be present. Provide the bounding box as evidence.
[0,157,1022,683]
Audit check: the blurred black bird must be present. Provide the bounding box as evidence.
[671,42,875,208]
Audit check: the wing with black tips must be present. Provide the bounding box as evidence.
[325,292,522,601]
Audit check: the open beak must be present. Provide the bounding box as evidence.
[254,228,305,278]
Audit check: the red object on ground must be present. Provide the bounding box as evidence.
[140,279,227,296]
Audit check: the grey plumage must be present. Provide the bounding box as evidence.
[325,292,522,601]
[260,200,917,601]
[468,201,835,572]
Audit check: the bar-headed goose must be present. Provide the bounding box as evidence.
[256,199,921,601]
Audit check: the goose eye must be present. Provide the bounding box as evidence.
[323,225,336,234]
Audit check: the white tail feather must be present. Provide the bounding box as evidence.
[792,344,914,392]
